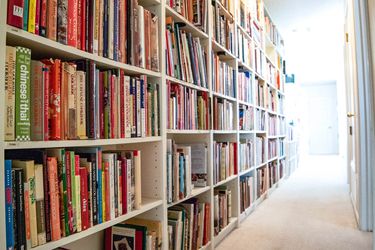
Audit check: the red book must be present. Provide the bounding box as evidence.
[104,227,112,250]
[77,0,82,50]
[65,152,74,233]
[99,72,104,139]
[68,0,78,47]
[80,0,86,51]
[110,75,115,139]
[46,0,57,41]
[80,167,89,230]
[120,70,125,138]
[42,59,61,140]
[234,142,238,174]
[47,157,61,241]
[35,0,41,34]
[203,203,210,245]
[39,0,47,36]
[121,158,127,214]
[43,64,49,140]
[135,230,143,250]
[7,0,23,28]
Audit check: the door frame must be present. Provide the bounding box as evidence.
[350,0,375,231]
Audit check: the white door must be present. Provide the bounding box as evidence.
[303,83,339,155]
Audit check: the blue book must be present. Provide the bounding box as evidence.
[5,160,14,250]
[140,79,144,136]
[97,166,102,224]
[23,0,29,30]
[179,154,185,198]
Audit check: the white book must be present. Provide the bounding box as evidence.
[127,157,133,212]
[137,5,145,68]
[124,76,131,138]
[134,150,142,210]
[117,160,122,216]
[5,46,16,141]
[136,79,141,137]
[103,153,116,220]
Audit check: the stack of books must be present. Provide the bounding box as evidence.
[213,141,237,184]
[7,0,160,70]
[5,148,142,248]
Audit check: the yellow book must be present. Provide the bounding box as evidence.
[102,170,106,222]
[28,0,36,33]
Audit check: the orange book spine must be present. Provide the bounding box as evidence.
[48,157,61,241]
[50,60,61,140]
[46,0,57,40]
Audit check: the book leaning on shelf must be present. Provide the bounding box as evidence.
[4,46,160,141]
[165,17,208,88]
[166,139,208,203]
[213,141,237,184]
[104,216,162,250]
[6,0,160,71]
[213,186,231,236]
[4,148,142,249]
[167,81,210,130]
[168,198,211,250]
[166,0,208,33]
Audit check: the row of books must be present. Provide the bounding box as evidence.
[212,1,235,54]
[166,139,208,203]
[237,28,253,68]
[213,97,234,131]
[257,167,267,198]
[268,139,277,159]
[212,54,236,97]
[268,114,277,136]
[264,12,283,48]
[268,161,277,188]
[255,109,265,131]
[213,141,237,184]
[240,174,254,213]
[239,139,254,173]
[266,87,277,112]
[5,46,160,141]
[167,81,210,130]
[7,0,160,70]
[239,105,254,131]
[255,136,265,165]
[166,18,208,88]
[237,71,253,104]
[237,0,252,36]
[5,148,142,249]
[105,218,162,250]
[254,46,265,76]
[265,60,280,88]
[214,186,232,236]
[166,0,208,33]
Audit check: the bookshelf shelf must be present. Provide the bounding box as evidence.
[212,40,237,60]
[30,198,163,250]
[6,26,162,77]
[3,136,163,149]
[212,91,237,102]
[166,75,209,92]
[165,5,209,39]
[214,175,238,188]
[1,0,288,248]
[167,186,211,208]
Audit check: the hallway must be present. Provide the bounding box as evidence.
[217,156,372,250]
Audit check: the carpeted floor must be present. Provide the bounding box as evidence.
[216,155,372,250]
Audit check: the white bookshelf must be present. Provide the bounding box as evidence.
[0,0,290,249]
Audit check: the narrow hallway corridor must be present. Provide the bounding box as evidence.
[217,156,372,250]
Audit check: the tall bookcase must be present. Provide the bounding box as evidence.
[0,0,288,249]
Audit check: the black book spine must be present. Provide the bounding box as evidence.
[43,154,52,242]
[12,170,18,250]
[14,169,26,249]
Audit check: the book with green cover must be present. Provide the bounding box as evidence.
[15,46,31,141]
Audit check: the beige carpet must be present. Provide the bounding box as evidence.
[216,155,372,250]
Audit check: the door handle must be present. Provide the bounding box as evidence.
[347,112,355,117]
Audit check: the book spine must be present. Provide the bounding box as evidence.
[75,156,82,232]
[39,0,47,36]
[113,0,119,61]
[120,71,125,138]
[134,150,141,210]
[7,0,24,28]
[42,65,49,140]
[47,157,61,241]
[108,0,114,59]
[28,0,36,33]
[35,0,40,34]
[49,59,61,140]
[65,153,74,234]
[46,0,57,40]
[15,46,31,141]
[57,0,68,44]
[76,71,87,139]
[80,167,89,230]
[137,5,144,68]
[93,0,100,55]
[23,0,29,30]
[136,79,141,137]
[80,0,86,51]
[88,0,94,53]
[68,0,78,47]
[42,155,51,242]
[30,61,44,141]
[14,169,26,249]
[34,164,47,245]
[5,46,16,141]
[5,160,14,250]
[97,152,103,224]
[91,160,98,225]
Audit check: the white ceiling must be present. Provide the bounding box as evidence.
[264,0,346,84]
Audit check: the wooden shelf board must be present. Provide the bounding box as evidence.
[167,186,211,207]
[31,198,163,250]
[166,75,209,92]
[6,26,161,77]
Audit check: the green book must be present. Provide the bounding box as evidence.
[15,46,31,141]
